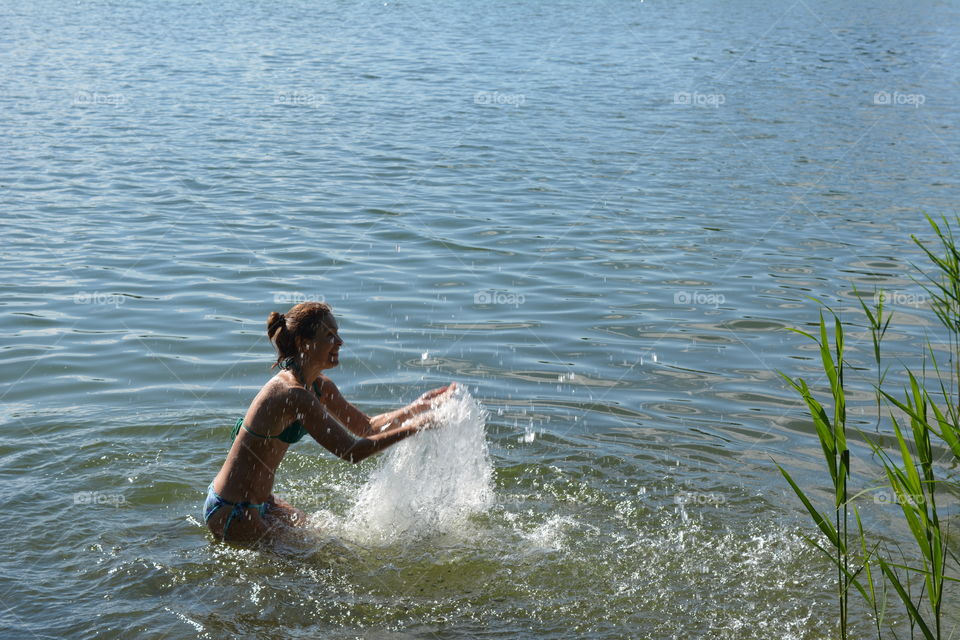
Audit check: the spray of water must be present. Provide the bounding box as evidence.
[344,385,494,543]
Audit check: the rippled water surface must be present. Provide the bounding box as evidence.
[2,0,960,638]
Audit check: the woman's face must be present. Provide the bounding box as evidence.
[300,317,344,370]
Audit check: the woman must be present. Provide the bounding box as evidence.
[204,301,455,543]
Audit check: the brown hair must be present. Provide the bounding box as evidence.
[266,301,335,369]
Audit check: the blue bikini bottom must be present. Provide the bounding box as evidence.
[203,482,269,537]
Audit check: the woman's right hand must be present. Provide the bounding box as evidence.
[411,382,457,412]
[401,411,442,432]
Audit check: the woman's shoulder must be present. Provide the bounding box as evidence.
[311,373,337,391]
[256,373,317,408]
[247,378,316,425]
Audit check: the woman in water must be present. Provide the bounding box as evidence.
[204,301,455,543]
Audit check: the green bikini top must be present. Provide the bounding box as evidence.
[231,379,323,445]
[231,416,308,444]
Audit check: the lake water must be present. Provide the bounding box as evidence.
[2,0,959,638]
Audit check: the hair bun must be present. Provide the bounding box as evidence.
[266,311,286,341]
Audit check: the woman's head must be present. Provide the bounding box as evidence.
[266,301,343,372]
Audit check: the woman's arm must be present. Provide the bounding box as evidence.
[312,375,375,437]
[372,383,457,431]
[295,388,429,464]
[314,376,455,436]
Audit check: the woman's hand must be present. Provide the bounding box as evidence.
[411,382,457,413]
[401,410,442,432]
[370,382,459,434]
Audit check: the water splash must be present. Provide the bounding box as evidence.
[344,385,493,543]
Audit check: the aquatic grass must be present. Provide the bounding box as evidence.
[913,215,960,338]
[854,284,892,432]
[777,310,855,640]
[777,216,960,639]
[854,505,888,639]
[777,307,949,639]
[919,349,960,462]
[870,375,946,640]
[911,215,960,458]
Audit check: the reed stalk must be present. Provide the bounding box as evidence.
[778,311,853,639]
[777,215,960,638]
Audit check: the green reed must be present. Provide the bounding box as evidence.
[777,311,854,639]
[854,284,892,432]
[874,374,946,640]
[777,216,960,639]
[912,215,960,459]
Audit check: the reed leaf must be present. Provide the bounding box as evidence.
[879,557,936,640]
[777,464,841,549]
